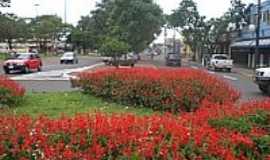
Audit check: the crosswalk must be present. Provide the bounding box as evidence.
[11,63,104,81]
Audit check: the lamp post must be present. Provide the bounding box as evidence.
[34,3,40,17]
[254,0,262,69]
[64,0,67,24]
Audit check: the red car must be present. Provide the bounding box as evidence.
[3,53,43,74]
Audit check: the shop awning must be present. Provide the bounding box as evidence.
[230,39,270,48]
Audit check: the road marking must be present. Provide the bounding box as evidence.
[11,63,104,81]
[191,66,199,69]
[223,75,238,81]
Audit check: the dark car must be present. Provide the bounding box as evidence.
[166,53,181,66]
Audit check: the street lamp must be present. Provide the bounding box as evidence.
[34,3,40,17]
[64,0,67,24]
[254,0,262,68]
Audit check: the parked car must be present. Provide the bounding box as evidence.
[3,52,42,74]
[255,67,270,95]
[60,52,79,64]
[208,54,233,72]
[166,53,181,66]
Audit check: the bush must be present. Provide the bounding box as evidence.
[77,67,240,112]
[0,101,269,159]
[0,76,25,106]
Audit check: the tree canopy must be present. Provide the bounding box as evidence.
[0,0,10,7]
[72,0,164,56]
[0,14,29,49]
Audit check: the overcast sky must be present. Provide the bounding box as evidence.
[1,0,257,25]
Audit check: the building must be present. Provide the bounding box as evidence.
[231,0,270,68]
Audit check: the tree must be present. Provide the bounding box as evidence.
[0,0,10,7]
[72,0,164,57]
[0,14,30,49]
[229,0,247,31]
[168,0,206,57]
[70,16,99,54]
[30,15,64,53]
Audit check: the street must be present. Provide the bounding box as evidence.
[0,56,103,92]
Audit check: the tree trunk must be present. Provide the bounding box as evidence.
[7,39,13,50]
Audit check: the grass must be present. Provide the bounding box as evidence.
[0,53,8,60]
[1,91,154,118]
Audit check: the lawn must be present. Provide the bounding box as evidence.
[1,91,154,118]
[0,53,8,60]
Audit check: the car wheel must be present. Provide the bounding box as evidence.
[4,69,10,74]
[267,85,270,96]
[60,61,63,64]
[259,85,268,94]
[227,68,232,72]
[23,66,30,74]
[38,65,42,72]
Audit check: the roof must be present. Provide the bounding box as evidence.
[231,39,270,48]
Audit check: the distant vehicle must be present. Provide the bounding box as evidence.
[102,57,113,65]
[208,54,233,72]
[3,52,42,74]
[103,54,137,67]
[255,67,270,95]
[60,52,79,64]
[166,53,181,66]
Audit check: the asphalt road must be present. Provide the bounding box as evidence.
[0,56,102,75]
[0,56,103,92]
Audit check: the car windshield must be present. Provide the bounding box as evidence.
[168,54,180,59]
[63,53,74,57]
[16,54,30,59]
[214,56,228,60]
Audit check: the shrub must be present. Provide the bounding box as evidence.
[0,76,25,106]
[77,67,240,112]
[0,101,269,159]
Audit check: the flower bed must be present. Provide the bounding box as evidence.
[0,101,269,159]
[77,67,240,112]
[0,76,25,106]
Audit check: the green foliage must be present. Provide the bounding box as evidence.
[0,0,10,7]
[1,91,154,118]
[0,88,22,107]
[0,14,30,49]
[100,37,130,57]
[209,111,270,134]
[209,117,252,134]
[254,136,270,157]
[72,0,164,57]
[30,15,65,52]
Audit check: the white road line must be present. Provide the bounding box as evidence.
[11,63,104,81]
[191,66,199,69]
[223,75,238,81]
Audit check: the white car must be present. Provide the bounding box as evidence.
[208,54,233,72]
[255,67,270,95]
[60,52,79,64]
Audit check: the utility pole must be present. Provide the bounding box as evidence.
[254,0,262,68]
[64,0,67,24]
[164,26,167,57]
[34,3,40,17]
